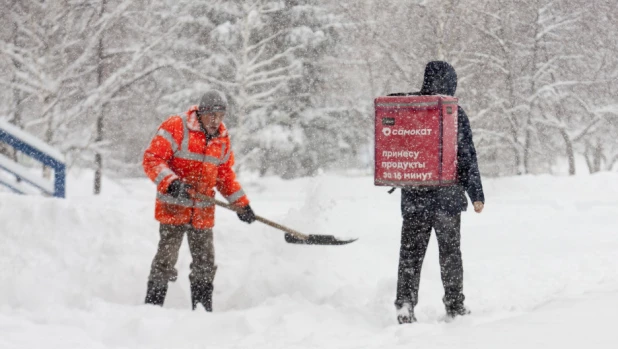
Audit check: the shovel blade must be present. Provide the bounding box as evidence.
[284,233,357,245]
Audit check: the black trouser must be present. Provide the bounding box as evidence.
[395,211,464,309]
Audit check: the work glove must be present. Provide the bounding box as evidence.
[237,205,256,224]
[167,180,192,200]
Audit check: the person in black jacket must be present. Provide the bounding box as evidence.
[393,61,485,324]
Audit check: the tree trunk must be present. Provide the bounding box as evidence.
[514,144,524,175]
[523,117,532,174]
[94,0,108,195]
[10,12,23,181]
[94,114,103,194]
[592,141,603,173]
[607,155,618,171]
[585,140,604,174]
[42,95,54,180]
[584,142,594,174]
[560,129,575,175]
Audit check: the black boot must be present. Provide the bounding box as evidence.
[446,304,471,318]
[190,281,213,312]
[444,289,469,319]
[145,281,168,306]
[444,297,470,318]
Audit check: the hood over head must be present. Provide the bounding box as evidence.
[420,61,457,96]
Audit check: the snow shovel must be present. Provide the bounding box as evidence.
[191,192,357,246]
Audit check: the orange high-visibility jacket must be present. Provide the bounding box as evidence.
[143,106,249,229]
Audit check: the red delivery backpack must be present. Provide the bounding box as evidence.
[374,95,458,187]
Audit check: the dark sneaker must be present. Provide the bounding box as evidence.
[397,302,417,324]
[446,304,471,319]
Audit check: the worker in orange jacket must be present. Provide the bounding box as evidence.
[142,90,255,311]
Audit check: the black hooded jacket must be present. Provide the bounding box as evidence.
[391,61,484,216]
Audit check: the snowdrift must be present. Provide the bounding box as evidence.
[1,172,617,348]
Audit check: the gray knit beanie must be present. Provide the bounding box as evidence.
[198,90,228,113]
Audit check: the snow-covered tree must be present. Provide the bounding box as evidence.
[1,0,615,181]
[1,0,189,190]
[203,0,346,178]
[461,0,585,174]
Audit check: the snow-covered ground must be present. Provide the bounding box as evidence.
[1,170,617,349]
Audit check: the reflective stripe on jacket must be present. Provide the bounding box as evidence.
[143,106,249,229]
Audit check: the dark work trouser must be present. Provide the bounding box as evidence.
[395,211,464,310]
[148,224,217,286]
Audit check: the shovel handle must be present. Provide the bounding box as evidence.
[192,192,309,241]
[219,199,309,240]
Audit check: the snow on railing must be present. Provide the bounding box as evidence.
[0,119,66,198]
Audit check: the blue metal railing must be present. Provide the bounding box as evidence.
[0,120,66,198]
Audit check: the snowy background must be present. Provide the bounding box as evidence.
[1,0,617,181]
[1,0,617,348]
[1,170,617,348]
